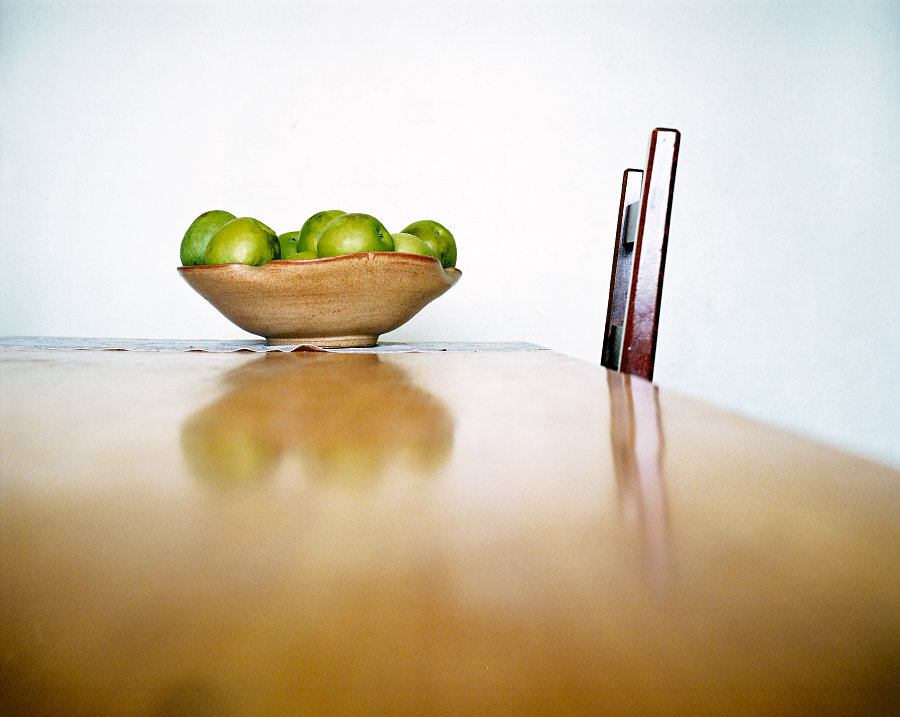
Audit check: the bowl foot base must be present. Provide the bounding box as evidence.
[265,335,379,348]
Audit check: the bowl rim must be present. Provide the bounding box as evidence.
[177,251,460,277]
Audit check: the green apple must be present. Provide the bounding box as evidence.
[180,209,236,266]
[316,213,394,257]
[391,232,435,258]
[277,231,300,258]
[400,220,456,268]
[284,251,318,261]
[204,217,280,266]
[297,210,346,254]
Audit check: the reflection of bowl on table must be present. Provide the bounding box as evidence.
[177,252,462,347]
[181,352,455,488]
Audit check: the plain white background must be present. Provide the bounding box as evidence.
[1,0,898,467]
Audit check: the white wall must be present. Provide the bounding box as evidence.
[1,0,898,467]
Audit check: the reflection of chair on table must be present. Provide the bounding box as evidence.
[602,128,681,382]
[607,371,671,588]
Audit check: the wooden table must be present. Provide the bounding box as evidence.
[1,346,898,715]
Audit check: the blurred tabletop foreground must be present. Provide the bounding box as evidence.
[1,346,898,715]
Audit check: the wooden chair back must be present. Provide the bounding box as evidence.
[601,128,681,381]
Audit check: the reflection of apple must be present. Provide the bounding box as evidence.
[182,427,281,486]
[301,446,386,488]
[180,390,283,488]
[180,353,454,489]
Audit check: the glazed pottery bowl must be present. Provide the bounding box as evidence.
[178,252,462,347]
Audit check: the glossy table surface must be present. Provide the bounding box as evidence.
[1,347,898,715]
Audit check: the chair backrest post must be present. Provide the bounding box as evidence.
[602,168,643,370]
[602,128,681,382]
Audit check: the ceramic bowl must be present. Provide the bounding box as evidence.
[177,252,462,347]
